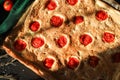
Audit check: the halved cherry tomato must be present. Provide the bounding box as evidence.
[88,56,100,68]
[3,0,13,11]
[46,0,57,10]
[31,37,44,48]
[74,16,84,24]
[29,21,40,32]
[56,36,67,48]
[80,34,93,46]
[66,0,78,6]
[44,58,55,69]
[50,15,63,27]
[13,39,27,51]
[67,57,79,69]
[102,32,115,43]
[96,10,108,21]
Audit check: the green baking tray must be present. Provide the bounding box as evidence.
[0,0,34,35]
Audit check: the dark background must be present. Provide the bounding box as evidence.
[0,49,44,80]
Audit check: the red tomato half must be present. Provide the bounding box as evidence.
[96,10,108,21]
[67,57,79,69]
[46,0,57,10]
[3,0,13,11]
[80,34,93,46]
[56,36,67,48]
[102,32,115,43]
[50,16,63,27]
[74,16,84,24]
[29,21,40,32]
[44,58,55,69]
[13,39,27,51]
[88,56,100,68]
[66,0,78,6]
[31,37,44,48]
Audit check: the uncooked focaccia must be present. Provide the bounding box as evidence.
[2,0,120,80]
